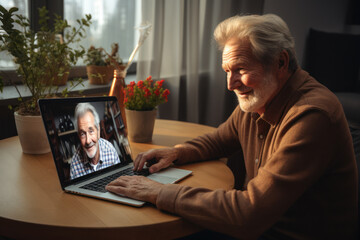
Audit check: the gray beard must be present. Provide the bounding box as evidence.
[237,73,278,113]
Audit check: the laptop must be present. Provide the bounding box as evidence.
[39,96,192,207]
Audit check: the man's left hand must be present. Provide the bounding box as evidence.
[105,176,163,204]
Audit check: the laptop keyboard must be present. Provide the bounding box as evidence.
[80,167,150,193]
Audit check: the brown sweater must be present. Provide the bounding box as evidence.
[156,69,358,239]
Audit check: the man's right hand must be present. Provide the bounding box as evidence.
[133,147,180,174]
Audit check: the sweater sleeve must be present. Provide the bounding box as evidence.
[174,107,243,165]
[156,109,350,239]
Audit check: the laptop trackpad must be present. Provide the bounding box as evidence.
[148,174,178,184]
[147,168,192,184]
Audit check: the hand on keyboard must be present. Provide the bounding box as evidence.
[133,168,150,176]
[80,167,150,193]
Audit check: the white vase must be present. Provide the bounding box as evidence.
[14,112,51,154]
[125,108,157,143]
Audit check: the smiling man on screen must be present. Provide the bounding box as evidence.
[70,103,120,180]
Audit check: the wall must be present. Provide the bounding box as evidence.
[263,0,357,66]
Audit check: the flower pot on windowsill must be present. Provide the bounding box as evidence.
[87,65,115,85]
[14,111,51,154]
[125,108,157,143]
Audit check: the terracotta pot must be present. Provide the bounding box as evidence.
[14,112,51,154]
[87,65,115,85]
[125,108,157,143]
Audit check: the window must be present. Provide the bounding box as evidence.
[0,0,141,82]
[64,0,142,66]
[0,0,29,70]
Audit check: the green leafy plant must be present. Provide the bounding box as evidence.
[124,76,170,111]
[0,5,92,115]
[84,43,124,85]
[84,43,122,66]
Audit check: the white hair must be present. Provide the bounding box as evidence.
[214,14,298,71]
[74,102,100,131]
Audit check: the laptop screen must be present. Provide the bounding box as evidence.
[39,96,132,187]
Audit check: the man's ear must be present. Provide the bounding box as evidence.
[278,50,289,70]
[279,59,284,67]
[275,50,290,81]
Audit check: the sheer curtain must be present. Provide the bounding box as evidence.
[137,0,263,127]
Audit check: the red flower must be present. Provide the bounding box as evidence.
[157,79,164,88]
[128,87,134,97]
[162,89,170,97]
[146,76,153,85]
[137,80,144,89]
[123,76,170,111]
[144,88,151,98]
[162,89,170,101]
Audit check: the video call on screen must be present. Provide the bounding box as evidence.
[42,100,131,181]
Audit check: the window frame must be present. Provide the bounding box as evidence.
[0,0,136,86]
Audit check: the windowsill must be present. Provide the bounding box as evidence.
[0,74,137,106]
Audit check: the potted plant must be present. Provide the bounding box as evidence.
[84,43,123,85]
[123,76,170,142]
[0,5,91,154]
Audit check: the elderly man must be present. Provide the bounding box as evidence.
[70,103,120,179]
[106,14,358,239]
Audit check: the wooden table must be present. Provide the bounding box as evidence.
[0,119,234,240]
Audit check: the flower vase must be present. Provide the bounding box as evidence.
[125,108,157,143]
[109,66,127,128]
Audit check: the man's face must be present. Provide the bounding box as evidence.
[222,38,279,115]
[77,111,100,160]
